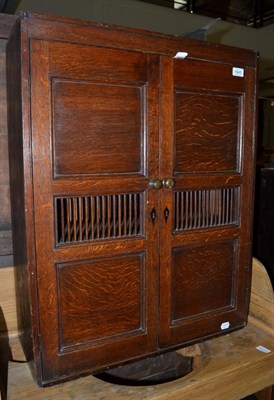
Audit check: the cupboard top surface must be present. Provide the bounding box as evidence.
[16,11,258,68]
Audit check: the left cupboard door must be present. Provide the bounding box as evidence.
[29,39,160,384]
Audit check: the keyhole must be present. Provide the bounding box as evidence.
[151,208,156,226]
[164,207,169,223]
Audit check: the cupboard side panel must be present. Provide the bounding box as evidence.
[0,13,17,267]
[0,38,13,266]
[236,65,259,321]
[6,21,41,384]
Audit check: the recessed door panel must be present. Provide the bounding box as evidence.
[174,91,242,174]
[171,240,236,324]
[57,253,146,352]
[53,79,146,177]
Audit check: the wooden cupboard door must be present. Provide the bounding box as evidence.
[30,39,160,384]
[158,56,256,347]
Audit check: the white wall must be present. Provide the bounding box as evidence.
[15,0,274,95]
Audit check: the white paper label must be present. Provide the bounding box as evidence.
[256,345,271,353]
[232,67,244,77]
[221,321,230,330]
[174,52,189,59]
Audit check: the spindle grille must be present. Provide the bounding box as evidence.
[55,193,143,245]
[174,187,240,232]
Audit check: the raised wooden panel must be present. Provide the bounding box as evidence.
[56,253,146,352]
[174,91,242,174]
[52,79,146,176]
[174,187,240,232]
[55,192,144,246]
[171,240,237,323]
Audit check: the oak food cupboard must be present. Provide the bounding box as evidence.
[7,12,258,386]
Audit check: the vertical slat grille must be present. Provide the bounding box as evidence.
[55,193,143,245]
[174,187,240,232]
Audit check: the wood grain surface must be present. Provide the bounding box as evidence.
[5,322,274,400]
[0,267,18,339]
[53,79,145,176]
[248,258,274,336]
[175,91,240,173]
[56,254,145,349]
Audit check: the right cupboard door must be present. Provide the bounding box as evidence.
[158,56,257,348]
